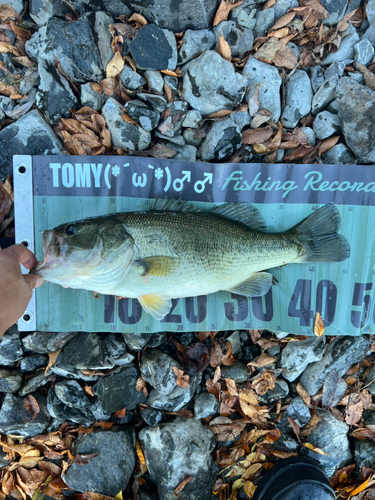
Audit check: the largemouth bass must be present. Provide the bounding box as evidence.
[32,200,350,320]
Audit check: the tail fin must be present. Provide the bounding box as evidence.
[291,204,350,263]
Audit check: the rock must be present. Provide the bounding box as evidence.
[182,50,247,117]
[18,368,48,396]
[88,0,131,18]
[130,24,177,70]
[0,109,4,122]
[0,450,9,468]
[178,29,216,65]
[139,418,218,500]
[259,379,289,403]
[36,59,78,123]
[102,97,151,150]
[80,83,106,111]
[353,440,375,474]
[278,396,311,434]
[311,74,339,115]
[6,0,24,13]
[300,336,369,395]
[254,8,275,39]
[327,99,339,113]
[141,350,181,394]
[0,326,23,366]
[147,333,168,348]
[120,65,147,90]
[123,332,152,351]
[220,361,249,383]
[213,21,254,58]
[304,410,351,474]
[321,0,349,25]
[47,387,95,426]
[104,334,127,360]
[183,128,204,147]
[156,131,185,144]
[243,57,282,122]
[364,366,375,395]
[322,143,357,164]
[281,336,325,382]
[313,110,341,139]
[363,0,375,45]
[199,118,241,161]
[182,110,202,128]
[230,0,258,29]
[87,11,114,70]
[157,101,188,137]
[194,392,219,419]
[144,70,164,93]
[125,100,160,131]
[20,354,48,373]
[94,365,147,414]
[336,77,375,164]
[270,433,300,453]
[29,0,72,25]
[54,380,92,413]
[0,109,63,179]
[273,0,299,20]
[164,75,179,96]
[165,143,197,161]
[0,369,22,393]
[0,394,50,437]
[124,0,221,32]
[147,372,202,412]
[22,331,78,354]
[322,23,360,65]
[281,70,313,129]
[324,61,346,80]
[349,71,364,84]
[137,92,167,113]
[310,65,324,93]
[230,109,251,131]
[140,407,163,426]
[64,431,135,496]
[226,331,242,355]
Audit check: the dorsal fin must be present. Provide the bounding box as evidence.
[151,198,202,213]
[210,203,266,232]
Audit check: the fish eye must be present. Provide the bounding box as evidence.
[65,225,77,235]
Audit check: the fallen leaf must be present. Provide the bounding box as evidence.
[110,22,138,38]
[23,395,40,423]
[83,385,94,397]
[330,464,356,489]
[0,41,19,55]
[318,135,340,156]
[254,37,297,69]
[114,408,126,418]
[284,144,314,161]
[304,442,328,455]
[349,476,374,497]
[135,376,148,397]
[268,11,296,32]
[173,476,192,496]
[0,181,12,224]
[239,388,259,406]
[213,0,243,26]
[172,366,190,389]
[248,86,260,117]
[337,7,363,31]
[250,108,273,129]
[221,341,236,366]
[206,109,234,119]
[248,353,276,368]
[97,421,114,429]
[296,383,311,407]
[134,143,177,158]
[243,481,257,498]
[209,341,223,368]
[287,417,301,442]
[128,12,148,25]
[262,0,277,8]
[45,349,61,375]
[322,370,347,408]
[242,126,274,145]
[121,112,138,125]
[361,389,373,410]
[136,439,147,475]
[355,63,375,92]
[106,50,124,78]
[161,69,182,77]
[225,378,238,396]
[217,33,231,61]
[352,428,375,440]
[299,414,322,437]
[209,417,247,442]
[251,371,276,395]
[268,27,290,38]
[164,82,174,103]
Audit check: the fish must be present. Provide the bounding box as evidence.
[31,200,350,320]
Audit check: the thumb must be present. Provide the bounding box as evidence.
[24,274,44,289]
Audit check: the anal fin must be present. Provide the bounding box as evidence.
[225,272,273,297]
[138,294,172,320]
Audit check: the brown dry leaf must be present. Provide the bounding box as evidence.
[284,144,314,161]
[318,135,340,156]
[83,385,94,397]
[164,82,174,103]
[243,481,257,498]
[38,460,61,476]
[304,443,328,455]
[250,108,273,129]
[136,439,147,475]
[361,389,373,410]
[268,11,296,32]
[242,125,274,145]
[134,143,178,158]
[254,37,297,68]
[352,428,375,440]
[267,449,298,458]
[248,86,260,117]
[296,383,311,407]
[128,12,148,25]
[114,408,126,419]
[222,341,236,366]
[106,50,124,78]
[337,7,362,31]
[0,181,12,224]
[206,109,234,119]
[9,21,31,41]
[0,4,21,21]
[248,353,276,368]
[209,341,223,368]
[252,371,276,395]
[135,376,148,397]
[262,0,277,9]
[225,378,238,396]
[217,33,231,61]
[161,68,182,77]
[299,414,322,437]
[287,417,301,442]
[100,77,117,96]
[45,349,61,375]
[313,311,325,337]
[121,112,138,125]
[268,27,290,38]
[90,82,102,94]
[355,63,375,92]
[23,395,40,423]
[213,0,243,26]
[0,41,19,55]
[209,417,247,442]
[172,366,190,389]
[173,476,192,496]
[346,400,364,425]
[239,398,258,418]
[11,56,34,67]
[242,463,262,480]
[239,388,259,406]
[329,464,356,489]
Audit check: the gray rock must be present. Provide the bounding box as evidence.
[300,336,369,395]
[6,0,24,13]
[311,74,339,115]
[182,50,247,117]
[54,380,92,413]
[270,433,300,453]
[124,0,221,32]
[94,365,147,414]
[165,143,197,161]
[226,331,242,355]
[230,0,258,29]
[0,326,23,366]
[363,0,375,45]
[114,353,135,367]
[0,109,4,122]
[137,92,168,113]
[120,65,147,90]
[147,333,168,348]
[182,110,202,128]
[183,128,204,147]
[123,331,152,351]
[36,59,78,123]
[281,336,325,382]
[322,143,357,164]
[18,368,48,396]
[327,99,339,113]
[322,23,360,65]
[125,101,160,131]
[101,97,151,150]
[20,354,48,373]
[243,57,282,121]
[22,331,78,354]
[88,0,131,18]
[194,392,219,419]
[141,407,163,426]
[353,440,375,473]
[349,71,364,84]
[254,8,275,39]
[147,372,202,412]
[364,366,375,395]
[80,82,106,111]
[29,0,72,25]
[306,410,351,474]
[163,75,179,96]
[321,0,349,25]
[157,100,188,137]
[64,431,135,496]
[221,361,250,383]
[324,61,346,80]
[156,131,185,144]
[139,418,218,500]
[0,369,22,393]
[104,333,127,360]
[144,70,164,93]
[259,378,289,403]
[281,70,313,128]
[199,118,241,161]
[87,11,114,70]
[213,21,254,58]
[287,42,300,60]
[278,396,311,434]
[310,65,324,93]
[301,127,316,145]
[0,394,50,437]
[130,24,177,70]
[141,350,181,394]
[336,77,375,163]
[230,109,251,131]
[178,29,215,65]
[273,0,299,20]
[0,450,10,468]
[47,387,95,426]
[313,110,341,139]
[0,109,63,179]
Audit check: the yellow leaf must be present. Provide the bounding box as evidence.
[136,439,147,475]
[217,34,231,61]
[242,464,262,481]
[115,492,123,500]
[304,443,328,455]
[106,51,124,78]
[244,481,257,498]
[128,12,148,25]
[313,311,325,337]
[45,349,61,375]
[0,42,19,56]
[232,478,244,490]
[348,476,374,498]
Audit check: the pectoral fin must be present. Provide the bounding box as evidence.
[138,294,172,320]
[137,256,178,277]
[225,272,273,297]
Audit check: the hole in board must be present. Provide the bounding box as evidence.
[21,240,29,247]
[23,313,31,322]
[18,165,27,174]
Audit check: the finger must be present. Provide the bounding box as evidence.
[24,274,44,289]
[3,244,38,269]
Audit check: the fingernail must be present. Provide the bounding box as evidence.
[35,276,44,288]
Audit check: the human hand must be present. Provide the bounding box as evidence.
[0,244,44,336]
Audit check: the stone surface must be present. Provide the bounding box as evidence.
[281,336,325,382]
[182,50,247,117]
[64,431,135,496]
[243,57,282,121]
[47,387,95,426]
[29,0,72,25]
[0,326,23,366]
[125,100,160,131]
[313,110,341,139]
[101,97,151,150]
[213,21,254,58]
[141,407,163,426]
[273,0,298,20]
[194,392,219,419]
[165,143,197,162]
[0,110,63,178]
[0,394,50,437]
[364,366,375,395]
[259,379,289,403]
[104,334,127,360]
[278,396,311,434]
[120,65,147,90]
[199,118,241,161]
[254,8,275,39]
[311,74,339,115]
[300,336,369,395]
[144,70,164,93]
[229,109,251,131]
[80,82,106,111]
[20,354,48,373]
[220,361,250,383]
[322,23,359,65]
[54,380,92,413]
[310,65,324,93]
[137,93,168,113]
[157,101,188,137]
[321,0,349,25]
[19,368,48,396]
[123,332,152,351]
[0,369,22,393]
[182,110,202,128]
[281,70,313,128]
[230,0,258,29]
[139,418,218,500]
[141,350,181,394]
[178,29,215,65]
[147,372,202,412]
[22,331,78,354]
[322,143,357,164]
[353,440,375,473]
[130,24,177,70]
[363,0,375,45]
[87,11,114,70]
[325,61,346,80]
[336,77,375,164]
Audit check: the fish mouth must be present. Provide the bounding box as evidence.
[31,230,67,277]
